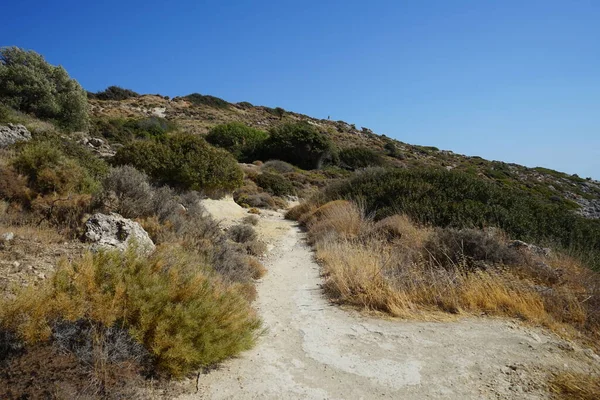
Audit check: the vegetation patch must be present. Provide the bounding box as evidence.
[205,122,268,162]
[185,93,230,108]
[113,134,243,193]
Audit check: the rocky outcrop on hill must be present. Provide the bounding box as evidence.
[0,124,31,147]
[79,137,116,157]
[83,213,155,255]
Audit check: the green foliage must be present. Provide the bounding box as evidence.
[12,136,108,195]
[325,167,600,270]
[0,47,88,130]
[185,93,230,108]
[113,134,243,193]
[338,147,385,170]
[255,172,296,196]
[205,122,268,162]
[90,86,140,101]
[90,116,175,143]
[263,122,333,170]
[0,248,261,377]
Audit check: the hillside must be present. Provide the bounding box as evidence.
[89,93,600,220]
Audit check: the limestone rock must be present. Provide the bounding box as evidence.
[83,213,155,255]
[0,124,32,147]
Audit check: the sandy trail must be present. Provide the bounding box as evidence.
[178,208,597,400]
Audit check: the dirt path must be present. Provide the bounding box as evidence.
[178,209,598,400]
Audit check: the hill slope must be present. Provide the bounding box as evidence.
[89,94,600,220]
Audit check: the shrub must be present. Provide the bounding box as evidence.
[185,93,230,108]
[261,160,295,174]
[0,47,88,130]
[12,139,107,195]
[338,147,385,169]
[113,134,243,193]
[90,116,174,144]
[0,165,31,204]
[205,122,267,162]
[324,167,600,270]
[263,122,333,169]
[255,172,296,196]
[242,215,259,226]
[0,247,261,377]
[228,224,258,243]
[424,228,523,271]
[96,166,154,218]
[92,86,139,101]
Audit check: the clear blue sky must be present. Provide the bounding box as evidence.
[2,0,599,178]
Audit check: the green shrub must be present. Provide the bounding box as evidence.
[0,247,261,377]
[90,116,174,143]
[12,137,108,195]
[324,167,600,270]
[263,122,333,169]
[185,93,230,108]
[338,147,385,169]
[205,122,268,162]
[256,172,296,196]
[91,86,139,101]
[261,160,295,174]
[113,134,243,193]
[0,47,88,130]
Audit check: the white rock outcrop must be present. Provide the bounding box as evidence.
[83,213,155,255]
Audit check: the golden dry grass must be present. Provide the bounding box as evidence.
[296,200,600,343]
[549,371,600,400]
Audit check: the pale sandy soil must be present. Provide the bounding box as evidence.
[181,202,599,400]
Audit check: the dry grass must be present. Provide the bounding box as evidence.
[295,200,600,344]
[549,371,600,400]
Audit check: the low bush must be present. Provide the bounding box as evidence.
[424,228,524,271]
[228,224,258,243]
[324,167,600,270]
[262,122,334,169]
[90,116,174,143]
[185,93,230,108]
[255,172,296,197]
[12,137,108,195]
[91,86,140,101]
[205,122,267,162]
[96,166,154,218]
[0,247,261,378]
[113,134,243,193]
[242,215,259,226]
[338,147,385,170]
[261,160,295,174]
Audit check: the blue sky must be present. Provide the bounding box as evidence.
[2,0,599,178]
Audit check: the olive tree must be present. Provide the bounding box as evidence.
[0,47,88,130]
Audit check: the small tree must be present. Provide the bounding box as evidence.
[263,122,333,170]
[205,122,268,162]
[0,47,88,130]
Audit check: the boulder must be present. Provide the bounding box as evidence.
[83,213,155,255]
[0,124,32,147]
[509,240,551,257]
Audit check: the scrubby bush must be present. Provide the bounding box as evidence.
[205,122,267,162]
[0,47,88,130]
[261,160,295,174]
[255,172,296,196]
[324,167,600,270]
[113,134,243,193]
[0,247,261,377]
[338,147,385,169]
[185,93,230,108]
[90,116,174,143]
[96,166,154,218]
[12,138,108,195]
[91,86,139,101]
[228,224,258,243]
[242,215,259,226]
[424,228,523,271]
[263,122,333,169]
